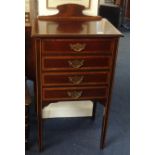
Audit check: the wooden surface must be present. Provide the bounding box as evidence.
[38,4,102,22]
[32,18,122,37]
[26,3,122,151]
[32,19,122,151]
[42,71,110,86]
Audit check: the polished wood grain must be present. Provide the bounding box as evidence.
[42,55,112,71]
[42,39,114,54]
[42,86,108,102]
[38,4,102,22]
[30,4,122,152]
[42,71,110,86]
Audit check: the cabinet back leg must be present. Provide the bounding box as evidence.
[92,102,97,120]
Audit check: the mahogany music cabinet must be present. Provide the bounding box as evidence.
[31,4,122,151]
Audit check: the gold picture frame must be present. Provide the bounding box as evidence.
[46,0,91,9]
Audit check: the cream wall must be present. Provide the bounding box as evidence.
[100,0,105,4]
[25,0,30,12]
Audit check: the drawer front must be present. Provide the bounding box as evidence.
[42,39,114,54]
[42,72,110,86]
[42,86,108,101]
[42,56,112,71]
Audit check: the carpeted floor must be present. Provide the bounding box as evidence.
[26,29,130,155]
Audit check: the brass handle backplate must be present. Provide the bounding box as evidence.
[69,43,86,52]
[68,60,84,68]
[67,91,83,99]
[68,76,84,84]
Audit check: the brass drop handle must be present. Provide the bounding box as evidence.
[69,43,86,52]
[68,60,84,68]
[67,91,83,99]
[68,76,84,84]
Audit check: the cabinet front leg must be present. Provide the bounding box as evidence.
[100,105,110,149]
[38,115,43,152]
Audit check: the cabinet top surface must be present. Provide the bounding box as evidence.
[32,18,122,38]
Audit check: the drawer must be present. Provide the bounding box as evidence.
[42,56,112,71]
[42,86,108,101]
[42,39,114,54]
[42,71,110,86]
